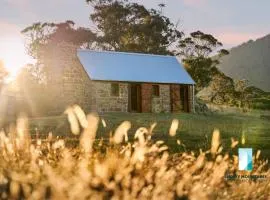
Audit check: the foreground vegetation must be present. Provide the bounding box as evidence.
[0,106,269,199]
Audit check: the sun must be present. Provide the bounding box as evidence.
[0,37,32,81]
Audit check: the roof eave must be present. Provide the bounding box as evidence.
[91,79,195,85]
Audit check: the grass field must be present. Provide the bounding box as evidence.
[29,111,270,159]
[1,109,270,199]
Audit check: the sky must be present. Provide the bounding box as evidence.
[0,0,270,78]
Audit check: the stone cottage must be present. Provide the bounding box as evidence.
[46,43,195,114]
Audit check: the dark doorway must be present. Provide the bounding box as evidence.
[180,85,190,112]
[129,84,142,112]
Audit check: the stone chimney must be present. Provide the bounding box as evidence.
[43,42,94,115]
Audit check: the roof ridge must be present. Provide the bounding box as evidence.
[77,49,175,58]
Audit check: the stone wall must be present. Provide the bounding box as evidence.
[92,82,129,112]
[84,81,192,113]
[91,82,172,113]
[44,42,94,114]
[152,85,171,113]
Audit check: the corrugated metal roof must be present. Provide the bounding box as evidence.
[77,50,195,85]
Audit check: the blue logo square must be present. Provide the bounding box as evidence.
[238,148,253,171]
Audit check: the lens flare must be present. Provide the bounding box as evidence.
[0,37,32,81]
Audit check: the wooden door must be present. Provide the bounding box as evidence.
[170,85,181,112]
[180,85,189,112]
[129,84,142,112]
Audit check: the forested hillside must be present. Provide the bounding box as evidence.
[217,34,270,92]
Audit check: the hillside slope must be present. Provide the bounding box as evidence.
[217,34,270,92]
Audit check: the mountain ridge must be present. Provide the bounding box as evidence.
[217,34,270,92]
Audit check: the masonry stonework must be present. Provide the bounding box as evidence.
[44,42,94,114]
[152,85,171,113]
[92,82,129,112]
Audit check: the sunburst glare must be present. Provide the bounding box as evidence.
[0,37,32,81]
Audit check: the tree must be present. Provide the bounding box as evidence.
[21,21,95,82]
[46,21,95,48]
[178,31,228,58]
[86,0,182,55]
[21,21,95,60]
[0,60,8,90]
[208,71,235,105]
[177,31,229,90]
[234,79,251,111]
[21,22,55,59]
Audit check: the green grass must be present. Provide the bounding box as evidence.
[252,97,270,110]
[29,111,270,159]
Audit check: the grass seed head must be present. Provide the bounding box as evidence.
[149,122,157,135]
[48,132,53,141]
[231,137,239,148]
[10,181,20,198]
[241,132,246,145]
[134,127,149,145]
[113,121,131,144]
[80,113,99,153]
[169,119,179,137]
[101,118,107,128]
[211,129,220,155]
[65,107,80,135]
[256,150,261,160]
[73,105,88,129]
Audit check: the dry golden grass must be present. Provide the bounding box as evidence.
[0,106,269,199]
